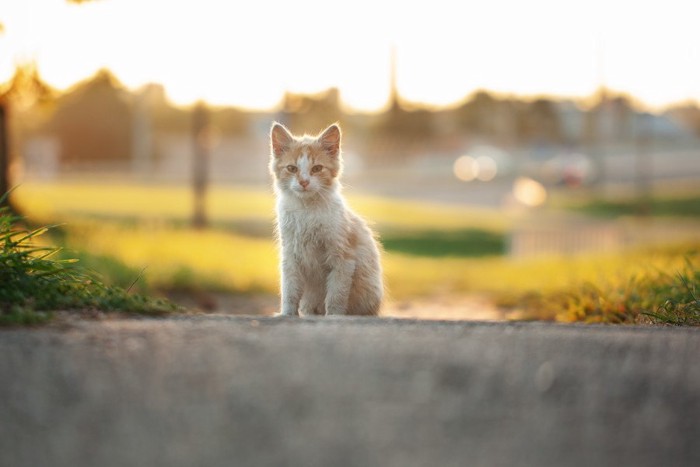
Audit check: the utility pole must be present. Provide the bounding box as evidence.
[635,113,653,217]
[192,102,210,229]
[0,102,12,210]
[591,33,608,197]
[0,23,7,208]
[388,44,400,115]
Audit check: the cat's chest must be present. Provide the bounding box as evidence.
[278,207,341,254]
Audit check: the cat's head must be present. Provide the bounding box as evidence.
[269,122,342,199]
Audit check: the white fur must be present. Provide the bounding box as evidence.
[270,123,383,317]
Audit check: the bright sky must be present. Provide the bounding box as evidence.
[0,0,698,111]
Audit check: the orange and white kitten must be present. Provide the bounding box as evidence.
[269,122,383,317]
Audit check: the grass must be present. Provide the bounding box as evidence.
[568,194,700,218]
[382,229,506,257]
[12,181,512,296]
[10,181,700,325]
[1,192,179,326]
[57,219,280,294]
[15,181,509,232]
[642,264,700,325]
[498,252,700,325]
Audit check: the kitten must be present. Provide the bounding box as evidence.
[269,122,383,317]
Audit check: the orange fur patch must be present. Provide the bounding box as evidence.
[272,138,341,186]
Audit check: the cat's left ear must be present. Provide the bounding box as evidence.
[319,124,341,157]
[271,122,294,158]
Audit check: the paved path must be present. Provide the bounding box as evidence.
[2,316,699,467]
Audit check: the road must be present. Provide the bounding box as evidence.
[1,316,699,467]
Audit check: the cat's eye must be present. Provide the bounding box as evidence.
[286,165,297,173]
[311,165,323,174]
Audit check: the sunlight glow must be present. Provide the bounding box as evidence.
[475,156,498,182]
[513,177,547,208]
[0,0,698,110]
[454,156,478,182]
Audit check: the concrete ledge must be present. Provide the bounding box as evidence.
[2,318,699,467]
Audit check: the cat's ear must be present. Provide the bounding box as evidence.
[270,122,293,158]
[318,124,341,157]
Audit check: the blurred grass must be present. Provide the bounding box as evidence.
[568,194,700,218]
[11,182,700,324]
[14,181,510,297]
[58,219,279,294]
[18,182,274,226]
[382,229,505,257]
[16,181,508,232]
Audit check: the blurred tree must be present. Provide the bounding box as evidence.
[454,90,498,134]
[0,0,98,208]
[211,106,250,136]
[137,84,190,133]
[515,98,562,145]
[0,63,56,211]
[49,69,132,165]
[372,75,436,160]
[609,95,634,141]
[584,90,636,143]
[453,91,518,145]
[279,88,342,134]
[379,105,435,139]
[453,91,573,147]
[666,103,700,137]
[583,88,639,191]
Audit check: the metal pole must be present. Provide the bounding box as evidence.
[635,114,653,217]
[192,102,209,229]
[0,103,12,209]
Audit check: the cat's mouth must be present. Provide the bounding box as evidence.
[292,185,315,196]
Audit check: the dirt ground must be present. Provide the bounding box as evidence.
[167,291,506,321]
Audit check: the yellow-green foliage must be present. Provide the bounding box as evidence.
[498,250,700,324]
[385,247,697,301]
[62,220,279,293]
[14,182,511,297]
[1,192,178,324]
[15,181,508,232]
[12,182,700,324]
[503,252,700,324]
[17,182,275,224]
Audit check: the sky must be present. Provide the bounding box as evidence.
[0,0,698,112]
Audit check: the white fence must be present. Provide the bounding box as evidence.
[509,218,699,258]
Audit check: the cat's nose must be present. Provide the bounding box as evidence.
[299,179,310,188]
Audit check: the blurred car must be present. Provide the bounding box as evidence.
[453,145,515,182]
[540,152,596,187]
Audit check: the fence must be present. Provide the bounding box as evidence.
[508,218,698,258]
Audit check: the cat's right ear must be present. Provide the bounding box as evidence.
[270,122,293,158]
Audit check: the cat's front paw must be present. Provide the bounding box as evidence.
[274,310,299,318]
[324,307,347,316]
